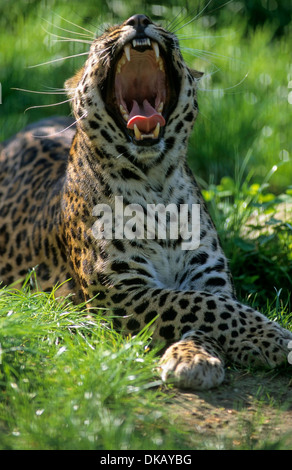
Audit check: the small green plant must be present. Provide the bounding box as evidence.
[202,157,292,308]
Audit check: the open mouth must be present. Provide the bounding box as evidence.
[104,38,178,145]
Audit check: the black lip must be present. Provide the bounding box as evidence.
[102,35,180,145]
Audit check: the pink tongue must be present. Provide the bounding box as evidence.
[127,99,165,134]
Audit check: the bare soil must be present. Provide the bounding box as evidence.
[167,368,292,449]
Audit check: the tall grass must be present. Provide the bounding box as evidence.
[0,275,188,450]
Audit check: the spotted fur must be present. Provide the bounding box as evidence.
[0,15,291,389]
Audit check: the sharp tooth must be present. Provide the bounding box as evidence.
[119,104,129,121]
[158,57,164,72]
[141,133,154,140]
[132,38,151,49]
[153,122,160,139]
[117,55,126,73]
[134,124,141,140]
[157,102,164,114]
[124,44,131,62]
[152,41,160,60]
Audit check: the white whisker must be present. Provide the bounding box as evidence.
[207,0,234,16]
[166,6,201,33]
[53,13,95,36]
[198,73,249,93]
[177,33,233,41]
[53,38,93,45]
[97,45,113,63]
[43,86,66,92]
[172,0,214,34]
[33,112,88,138]
[165,6,186,31]
[199,67,221,80]
[24,98,72,113]
[40,26,92,45]
[41,17,95,39]
[12,87,66,95]
[181,49,219,67]
[27,51,89,68]
[116,151,127,159]
[181,46,242,64]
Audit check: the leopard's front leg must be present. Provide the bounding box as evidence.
[159,331,225,390]
[103,286,292,390]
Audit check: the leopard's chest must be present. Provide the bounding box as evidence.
[97,171,201,289]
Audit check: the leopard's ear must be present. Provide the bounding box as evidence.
[190,69,204,80]
[65,67,85,98]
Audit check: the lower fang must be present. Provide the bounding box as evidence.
[133,123,160,141]
[134,124,141,140]
[153,122,160,139]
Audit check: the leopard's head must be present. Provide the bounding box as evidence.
[66,15,202,160]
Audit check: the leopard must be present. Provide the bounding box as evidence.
[0,14,291,390]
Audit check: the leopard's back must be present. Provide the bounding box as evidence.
[0,117,75,290]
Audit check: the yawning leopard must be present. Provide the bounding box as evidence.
[0,14,291,389]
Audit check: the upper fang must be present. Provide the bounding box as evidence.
[152,41,160,60]
[124,44,131,62]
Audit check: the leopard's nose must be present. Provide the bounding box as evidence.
[125,14,152,34]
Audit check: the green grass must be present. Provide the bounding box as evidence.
[202,156,292,308]
[0,0,292,451]
[188,19,292,192]
[0,274,291,450]
[0,275,186,450]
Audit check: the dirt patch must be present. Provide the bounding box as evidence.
[167,369,292,449]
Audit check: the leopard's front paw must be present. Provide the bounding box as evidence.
[159,336,225,390]
[227,320,292,368]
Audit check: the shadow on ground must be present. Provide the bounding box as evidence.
[167,369,292,449]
